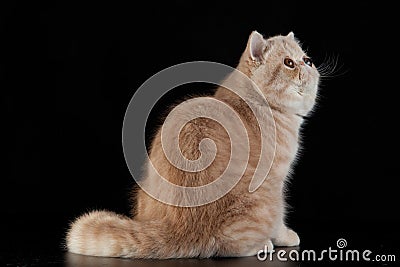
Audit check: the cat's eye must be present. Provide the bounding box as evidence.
[303,57,313,67]
[284,58,295,69]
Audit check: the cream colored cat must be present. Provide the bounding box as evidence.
[66,31,320,258]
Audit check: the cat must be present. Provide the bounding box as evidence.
[66,31,320,259]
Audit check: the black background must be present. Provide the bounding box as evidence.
[2,1,399,266]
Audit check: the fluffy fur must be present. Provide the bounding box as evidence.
[66,31,320,258]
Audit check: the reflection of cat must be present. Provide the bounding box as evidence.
[67,31,320,259]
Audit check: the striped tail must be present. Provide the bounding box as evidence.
[66,210,170,259]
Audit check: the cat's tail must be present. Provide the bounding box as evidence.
[66,210,171,259]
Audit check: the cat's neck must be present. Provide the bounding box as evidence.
[271,107,304,130]
[271,108,303,147]
[214,87,304,134]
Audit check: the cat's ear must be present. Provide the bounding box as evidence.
[287,32,295,40]
[247,31,267,62]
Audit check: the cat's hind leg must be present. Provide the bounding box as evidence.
[216,221,274,257]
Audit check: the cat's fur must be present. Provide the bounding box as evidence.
[66,31,320,258]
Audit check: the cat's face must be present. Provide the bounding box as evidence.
[240,31,320,116]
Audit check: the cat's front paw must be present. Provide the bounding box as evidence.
[272,228,300,247]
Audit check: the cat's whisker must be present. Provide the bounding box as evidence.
[316,53,347,80]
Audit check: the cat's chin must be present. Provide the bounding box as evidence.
[284,101,314,118]
[295,111,309,119]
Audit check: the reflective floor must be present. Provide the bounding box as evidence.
[1,226,398,267]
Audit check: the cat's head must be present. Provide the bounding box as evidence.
[239,31,320,116]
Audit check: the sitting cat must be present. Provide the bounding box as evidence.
[66,31,320,259]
